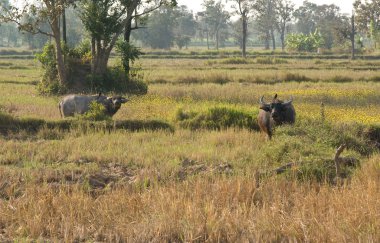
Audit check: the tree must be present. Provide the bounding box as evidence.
[285,29,324,52]
[354,0,380,48]
[202,0,230,50]
[173,5,196,49]
[0,0,72,84]
[229,0,256,57]
[80,0,176,77]
[254,0,277,50]
[121,0,177,74]
[134,5,195,50]
[294,1,345,49]
[137,6,176,49]
[275,0,294,50]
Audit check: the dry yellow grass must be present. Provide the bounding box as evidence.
[0,155,379,241]
[1,56,380,241]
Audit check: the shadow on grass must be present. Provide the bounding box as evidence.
[0,112,174,139]
[0,80,37,86]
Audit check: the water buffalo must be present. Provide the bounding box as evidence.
[257,94,295,139]
[59,93,129,118]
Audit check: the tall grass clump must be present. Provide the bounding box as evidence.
[207,74,231,85]
[256,57,288,64]
[176,107,259,131]
[283,72,311,82]
[330,75,353,83]
[220,57,251,65]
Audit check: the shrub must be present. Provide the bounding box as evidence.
[88,65,148,95]
[78,101,111,121]
[285,29,324,52]
[68,40,92,63]
[35,43,63,95]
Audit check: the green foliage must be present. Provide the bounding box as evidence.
[174,35,191,49]
[125,72,148,95]
[286,29,325,52]
[35,43,66,95]
[176,107,259,131]
[68,40,92,61]
[78,101,111,121]
[88,65,148,95]
[115,40,142,72]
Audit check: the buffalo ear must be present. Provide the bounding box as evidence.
[260,105,271,112]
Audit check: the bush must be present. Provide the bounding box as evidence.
[68,40,91,60]
[77,101,111,121]
[176,107,259,131]
[88,65,148,95]
[37,80,66,95]
[35,43,62,95]
[286,30,324,52]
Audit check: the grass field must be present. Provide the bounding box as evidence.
[0,55,379,241]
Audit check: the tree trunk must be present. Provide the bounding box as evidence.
[51,17,66,85]
[123,18,133,75]
[265,30,270,50]
[281,22,286,51]
[62,7,67,44]
[242,15,247,58]
[124,19,132,42]
[281,32,285,51]
[351,14,355,60]
[216,29,219,50]
[271,28,276,50]
[206,30,210,50]
[91,37,96,74]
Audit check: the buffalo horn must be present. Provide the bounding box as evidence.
[260,96,266,105]
[283,96,293,105]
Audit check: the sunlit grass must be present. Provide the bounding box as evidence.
[1,56,380,241]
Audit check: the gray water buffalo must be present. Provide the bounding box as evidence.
[59,93,129,118]
[257,94,295,139]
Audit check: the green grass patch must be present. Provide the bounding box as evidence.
[175,107,259,131]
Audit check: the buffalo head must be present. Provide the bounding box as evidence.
[104,96,129,116]
[258,94,296,139]
[260,94,295,125]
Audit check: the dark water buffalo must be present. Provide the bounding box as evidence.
[59,93,129,118]
[257,94,295,139]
